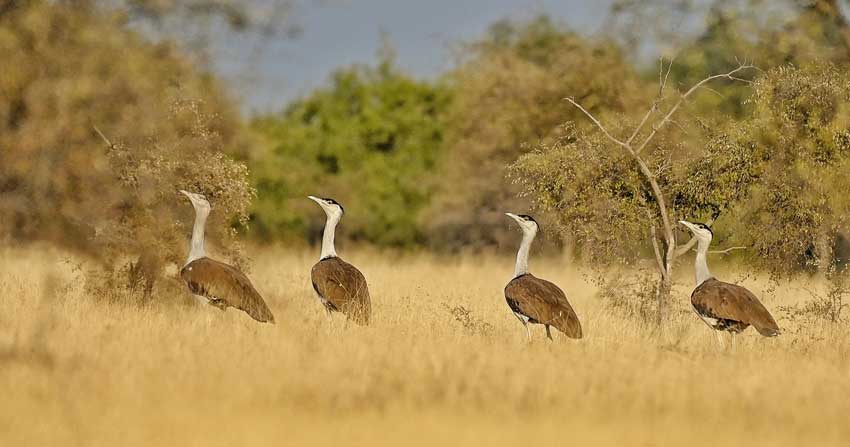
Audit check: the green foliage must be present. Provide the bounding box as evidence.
[732,63,850,274]
[513,62,850,278]
[674,122,762,220]
[510,124,651,263]
[250,61,450,247]
[613,1,850,116]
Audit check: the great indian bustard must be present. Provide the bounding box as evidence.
[504,213,582,341]
[178,190,275,324]
[679,220,779,342]
[307,196,371,325]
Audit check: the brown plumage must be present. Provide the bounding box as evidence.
[691,278,779,336]
[504,273,582,339]
[181,257,275,324]
[311,256,371,325]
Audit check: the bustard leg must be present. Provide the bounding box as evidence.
[545,325,554,341]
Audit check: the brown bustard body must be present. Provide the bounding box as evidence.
[179,190,274,323]
[679,220,779,340]
[308,196,371,325]
[504,213,582,341]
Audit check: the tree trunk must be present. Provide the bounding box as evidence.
[655,265,673,330]
[815,232,835,274]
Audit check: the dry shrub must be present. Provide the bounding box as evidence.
[595,267,660,326]
[426,16,652,250]
[778,273,849,335]
[83,100,254,301]
[0,2,253,300]
[442,303,495,336]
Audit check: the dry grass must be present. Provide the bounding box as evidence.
[2,244,849,446]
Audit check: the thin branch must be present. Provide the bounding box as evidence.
[649,223,667,278]
[566,63,754,274]
[658,57,664,95]
[726,75,753,85]
[660,55,675,96]
[626,103,657,145]
[93,126,114,148]
[564,97,628,149]
[683,245,747,255]
[709,246,747,255]
[628,55,674,146]
[697,85,725,99]
[634,64,756,155]
[667,119,688,135]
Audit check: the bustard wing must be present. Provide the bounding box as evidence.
[311,257,371,325]
[691,278,779,336]
[504,274,582,338]
[180,257,275,324]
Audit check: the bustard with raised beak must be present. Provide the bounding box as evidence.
[308,196,371,325]
[178,190,275,323]
[504,213,582,341]
[679,220,779,339]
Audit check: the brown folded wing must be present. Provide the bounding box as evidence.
[504,274,582,338]
[180,257,275,324]
[311,257,371,325]
[691,278,779,336]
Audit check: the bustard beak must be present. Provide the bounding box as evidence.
[307,195,323,205]
[679,220,697,231]
[179,190,192,199]
[505,212,520,221]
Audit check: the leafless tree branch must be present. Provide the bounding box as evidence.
[566,62,756,297]
[93,126,114,148]
[650,222,666,278]
[564,97,628,148]
[627,104,657,145]
[697,85,725,99]
[709,246,747,254]
[634,63,757,155]
[660,55,675,96]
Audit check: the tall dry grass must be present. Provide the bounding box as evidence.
[1,244,849,446]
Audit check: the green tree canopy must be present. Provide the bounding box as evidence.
[249,60,450,247]
[729,63,850,274]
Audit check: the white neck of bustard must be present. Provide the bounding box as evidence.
[694,238,713,286]
[514,228,536,278]
[320,213,340,260]
[186,206,209,265]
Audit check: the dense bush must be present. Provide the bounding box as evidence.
[0,1,253,295]
[249,59,450,247]
[730,64,850,274]
[424,16,652,250]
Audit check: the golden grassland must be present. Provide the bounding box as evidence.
[2,244,849,446]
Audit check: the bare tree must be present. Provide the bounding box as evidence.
[568,60,755,324]
[516,59,756,326]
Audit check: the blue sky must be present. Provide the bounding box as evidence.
[212,0,615,114]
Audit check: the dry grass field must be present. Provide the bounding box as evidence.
[2,244,849,446]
